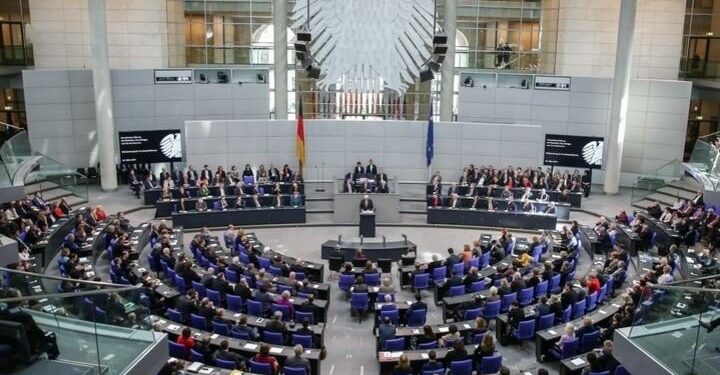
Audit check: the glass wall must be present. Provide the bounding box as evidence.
[182,0,557,119]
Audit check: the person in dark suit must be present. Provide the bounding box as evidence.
[200,165,212,182]
[211,272,231,299]
[215,339,246,369]
[560,283,578,310]
[186,166,199,186]
[200,268,215,288]
[506,301,526,335]
[175,290,198,323]
[298,295,322,324]
[173,168,185,186]
[142,176,156,191]
[366,159,378,176]
[408,293,427,312]
[353,162,364,179]
[360,195,374,211]
[535,296,551,318]
[375,169,389,193]
[352,275,369,293]
[265,311,289,337]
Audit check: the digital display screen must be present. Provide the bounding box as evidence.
[544,134,604,169]
[119,130,183,164]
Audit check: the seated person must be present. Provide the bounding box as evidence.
[253,343,279,374]
[195,198,208,212]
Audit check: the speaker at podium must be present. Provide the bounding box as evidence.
[359,195,376,237]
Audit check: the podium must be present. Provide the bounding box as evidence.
[359,211,376,237]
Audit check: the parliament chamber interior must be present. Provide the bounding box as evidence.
[1,0,720,375]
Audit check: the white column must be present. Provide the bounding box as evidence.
[88,0,118,191]
[439,0,456,122]
[274,0,288,119]
[603,0,637,195]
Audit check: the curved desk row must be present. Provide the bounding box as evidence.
[426,195,570,220]
[427,207,558,230]
[426,184,583,208]
[156,195,305,218]
[144,182,304,205]
[320,239,416,262]
[32,207,91,268]
[171,207,306,229]
[148,315,323,375]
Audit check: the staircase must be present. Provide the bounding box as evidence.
[23,180,88,208]
[632,178,700,211]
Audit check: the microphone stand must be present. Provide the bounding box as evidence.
[315,162,326,192]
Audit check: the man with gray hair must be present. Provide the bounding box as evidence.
[284,344,311,373]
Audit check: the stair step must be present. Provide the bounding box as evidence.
[23,181,60,195]
[632,199,665,211]
[645,192,677,206]
[656,186,696,200]
[666,179,701,193]
[43,188,74,201]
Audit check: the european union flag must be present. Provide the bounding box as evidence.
[426,104,434,167]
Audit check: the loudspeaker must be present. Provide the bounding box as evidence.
[306,65,321,79]
[297,30,312,42]
[296,51,307,62]
[419,68,434,82]
[427,60,441,72]
[433,31,448,45]
[432,54,445,64]
[295,41,309,52]
[433,44,448,55]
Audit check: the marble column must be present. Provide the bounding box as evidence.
[274,0,288,119]
[439,0,456,121]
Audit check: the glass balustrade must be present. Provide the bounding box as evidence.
[622,279,720,375]
[630,159,684,205]
[0,268,166,375]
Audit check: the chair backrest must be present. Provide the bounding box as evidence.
[515,319,535,339]
[449,285,465,296]
[339,274,355,291]
[423,368,445,375]
[295,310,315,325]
[588,372,610,375]
[501,292,517,312]
[215,357,236,370]
[418,341,438,350]
[614,365,630,375]
[292,334,313,348]
[263,330,284,345]
[272,303,292,321]
[167,308,182,323]
[534,280,548,298]
[384,337,405,351]
[450,359,473,375]
[480,354,503,374]
[206,289,221,305]
[468,257,480,269]
[249,359,272,375]
[380,309,400,324]
[247,300,264,316]
[561,338,579,358]
[190,349,205,363]
[191,313,206,330]
[407,309,427,327]
[414,273,429,289]
[480,252,490,268]
[225,269,239,283]
[351,293,369,310]
[168,341,188,359]
[231,329,251,340]
[586,291,598,311]
[572,299,587,319]
[518,287,534,305]
[284,366,308,375]
[538,313,555,330]
[212,321,229,335]
[483,300,501,319]
[470,280,485,292]
[352,259,366,267]
[563,305,572,323]
[549,274,561,293]
[580,331,600,352]
[432,266,447,281]
[174,274,186,292]
[94,307,107,323]
[258,256,271,269]
[464,307,483,320]
[453,262,465,276]
[364,273,380,286]
[227,294,243,312]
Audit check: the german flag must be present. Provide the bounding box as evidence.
[296,96,306,173]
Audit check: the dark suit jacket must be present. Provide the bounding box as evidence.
[366,165,378,175]
[360,199,374,211]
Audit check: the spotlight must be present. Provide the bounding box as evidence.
[419,68,434,82]
[433,44,448,55]
[427,60,441,72]
[256,73,266,83]
[297,29,312,42]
